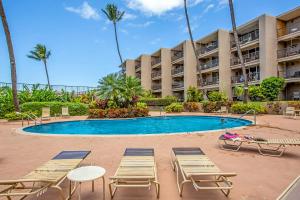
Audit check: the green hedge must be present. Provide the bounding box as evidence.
[21,102,88,116]
[231,102,266,114]
[140,96,177,106]
[165,103,184,113]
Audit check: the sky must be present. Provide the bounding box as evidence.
[0,0,299,87]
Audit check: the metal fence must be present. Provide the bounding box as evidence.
[0,82,97,96]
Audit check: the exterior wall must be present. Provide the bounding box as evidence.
[125,60,135,77]
[183,40,197,98]
[218,29,232,98]
[259,15,278,80]
[161,48,172,97]
[140,55,152,90]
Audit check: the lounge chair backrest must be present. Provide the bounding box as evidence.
[42,107,50,117]
[124,148,154,156]
[221,106,227,112]
[286,107,295,114]
[172,147,205,155]
[62,106,69,116]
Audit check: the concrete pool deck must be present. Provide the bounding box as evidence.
[0,112,299,200]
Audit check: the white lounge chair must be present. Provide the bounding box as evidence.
[284,107,296,118]
[61,106,70,118]
[41,107,51,121]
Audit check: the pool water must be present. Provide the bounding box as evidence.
[23,116,251,135]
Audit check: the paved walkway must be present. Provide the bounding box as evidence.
[0,113,299,200]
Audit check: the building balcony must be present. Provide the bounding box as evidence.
[136,73,141,79]
[277,22,300,38]
[231,72,260,84]
[200,77,219,86]
[171,51,183,62]
[231,29,259,48]
[151,71,162,79]
[172,67,184,76]
[284,71,300,83]
[199,59,219,71]
[152,84,162,91]
[172,82,184,89]
[277,46,300,60]
[197,42,218,55]
[151,58,161,66]
[135,64,141,71]
[230,51,260,66]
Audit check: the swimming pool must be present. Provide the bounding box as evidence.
[22,116,252,136]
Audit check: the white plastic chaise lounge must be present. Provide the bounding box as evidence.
[215,106,228,114]
[170,147,236,197]
[109,148,160,199]
[284,107,296,118]
[61,106,70,118]
[41,107,51,120]
[277,176,300,200]
[0,150,91,200]
[219,136,300,157]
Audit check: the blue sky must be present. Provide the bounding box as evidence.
[0,0,299,87]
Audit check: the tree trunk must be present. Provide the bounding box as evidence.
[113,22,124,73]
[228,0,249,103]
[43,60,51,89]
[184,0,203,93]
[0,0,20,111]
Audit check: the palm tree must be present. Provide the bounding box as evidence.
[228,0,249,103]
[27,44,51,88]
[0,0,20,111]
[102,4,125,67]
[183,0,203,89]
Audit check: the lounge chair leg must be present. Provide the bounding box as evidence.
[109,182,117,199]
[257,144,286,157]
[219,140,242,152]
[154,181,160,198]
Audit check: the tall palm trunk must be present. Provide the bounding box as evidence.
[43,60,51,89]
[183,0,203,91]
[113,22,123,66]
[0,0,19,111]
[228,0,249,103]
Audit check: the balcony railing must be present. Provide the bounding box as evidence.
[278,22,300,37]
[231,72,260,83]
[199,59,219,70]
[277,46,300,59]
[151,71,162,78]
[151,57,161,66]
[285,71,300,79]
[152,84,162,90]
[200,77,219,86]
[230,51,260,66]
[135,64,141,71]
[172,67,184,75]
[197,42,218,55]
[172,82,184,89]
[231,29,259,48]
[171,51,183,61]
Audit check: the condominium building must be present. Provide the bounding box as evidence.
[124,6,300,101]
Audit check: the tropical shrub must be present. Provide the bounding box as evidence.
[136,102,148,109]
[288,101,300,109]
[0,87,14,118]
[183,102,201,112]
[207,91,228,102]
[21,102,88,116]
[249,85,265,101]
[233,86,243,98]
[97,73,143,108]
[140,96,177,106]
[265,101,284,114]
[165,103,184,113]
[202,101,232,113]
[261,77,285,101]
[88,107,149,118]
[4,111,38,121]
[186,86,203,102]
[231,102,266,114]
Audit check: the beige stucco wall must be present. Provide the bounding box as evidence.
[183,40,198,98]
[218,29,232,99]
[140,55,152,90]
[259,15,278,80]
[125,60,135,77]
[161,48,172,97]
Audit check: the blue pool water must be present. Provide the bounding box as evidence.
[23,116,251,135]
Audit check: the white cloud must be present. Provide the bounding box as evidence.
[150,38,161,45]
[125,0,204,16]
[203,4,215,13]
[123,13,137,20]
[120,28,129,34]
[127,21,154,28]
[65,2,100,20]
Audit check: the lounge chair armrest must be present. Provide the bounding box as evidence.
[0,179,52,185]
[188,172,237,177]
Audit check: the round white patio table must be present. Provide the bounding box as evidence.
[67,166,106,200]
